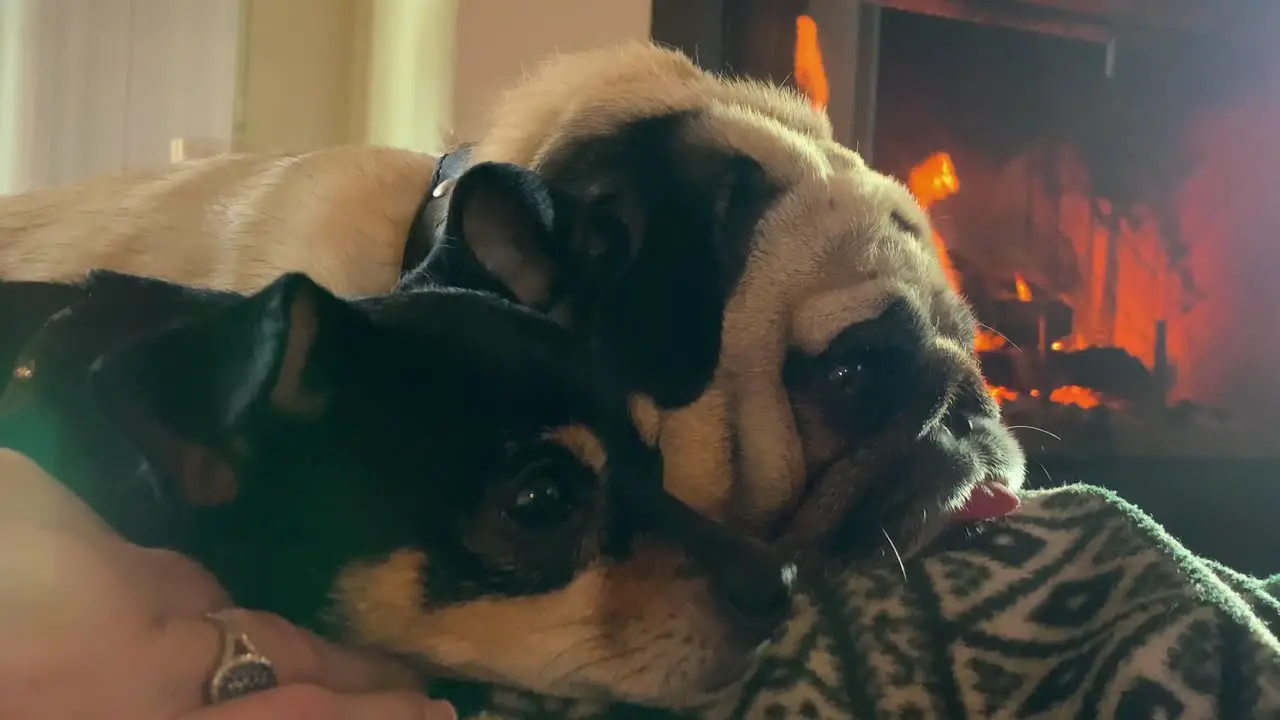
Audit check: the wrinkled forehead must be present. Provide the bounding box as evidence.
[679,114,972,354]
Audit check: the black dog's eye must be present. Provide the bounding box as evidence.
[503,469,574,530]
[827,363,866,394]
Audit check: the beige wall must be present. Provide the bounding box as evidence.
[234,0,653,153]
[234,0,651,154]
[357,0,457,154]
[3,0,654,187]
[451,0,652,143]
[234,0,366,153]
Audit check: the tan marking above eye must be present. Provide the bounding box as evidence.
[330,543,745,705]
[544,424,607,474]
[627,393,662,448]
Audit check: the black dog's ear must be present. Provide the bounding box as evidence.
[422,161,566,308]
[90,273,372,507]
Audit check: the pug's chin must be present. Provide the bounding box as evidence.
[775,418,1026,565]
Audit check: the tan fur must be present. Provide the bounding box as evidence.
[0,145,435,295]
[544,424,607,474]
[474,43,1018,530]
[332,544,749,707]
[330,420,745,705]
[268,290,328,417]
[626,394,662,448]
[0,41,1023,706]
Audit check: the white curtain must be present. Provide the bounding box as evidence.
[0,0,241,194]
[0,0,34,193]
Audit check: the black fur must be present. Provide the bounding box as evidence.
[410,113,783,409]
[403,114,1024,564]
[0,270,792,639]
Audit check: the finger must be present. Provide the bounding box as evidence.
[225,609,422,692]
[180,684,456,720]
[125,547,230,617]
[154,609,425,715]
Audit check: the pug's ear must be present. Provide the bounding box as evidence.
[89,273,372,508]
[424,161,568,308]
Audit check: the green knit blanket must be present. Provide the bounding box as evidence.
[455,485,1280,719]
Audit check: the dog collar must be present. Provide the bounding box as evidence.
[401,144,475,276]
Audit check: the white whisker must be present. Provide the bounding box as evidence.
[1006,425,1063,442]
[1036,460,1054,485]
[881,526,907,582]
[978,323,1022,354]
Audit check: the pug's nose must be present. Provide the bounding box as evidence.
[708,541,795,644]
[942,383,989,439]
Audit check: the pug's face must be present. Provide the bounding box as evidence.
[436,44,1026,562]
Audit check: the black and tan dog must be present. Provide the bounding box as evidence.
[0,168,794,708]
[0,43,1025,572]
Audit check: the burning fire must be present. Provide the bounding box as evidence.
[906,152,963,294]
[907,152,1103,410]
[1014,273,1032,302]
[794,16,829,111]
[1050,385,1101,409]
[795,14,1108,413]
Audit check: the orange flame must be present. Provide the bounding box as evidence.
[1014,273,1032,302]
[794,16,829,111]
[1050,385,1101,409]
[907,152,1108,411]
[906,152,963,294]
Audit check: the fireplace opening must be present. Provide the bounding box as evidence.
[650,0,1280,574]
[650,1,1280,459]
[870,8,1278,459]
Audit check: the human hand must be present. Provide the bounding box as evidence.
[0,449,455,720]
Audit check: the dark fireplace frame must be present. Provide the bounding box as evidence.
[649,0,1215,164]
[651,0,882,158]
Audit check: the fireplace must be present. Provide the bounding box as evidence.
[651,0,1280,461]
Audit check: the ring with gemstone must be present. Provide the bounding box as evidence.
[204,611,280,704]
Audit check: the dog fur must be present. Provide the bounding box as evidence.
[0,40,1024,591]
[424,43,1027,560]
[0,267,791,708]
[0,145,433,294]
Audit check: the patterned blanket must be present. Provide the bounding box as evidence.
[454,484,1280,719]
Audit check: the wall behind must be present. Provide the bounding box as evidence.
[236,0,651,152]
[2,0,240,192]
[235,0,365,153]
[451,0,652,143]
[357,0,457,155]
[1,0,653,190]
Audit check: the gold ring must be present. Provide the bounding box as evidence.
[204,611,279,704]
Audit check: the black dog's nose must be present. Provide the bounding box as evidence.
[629,489,796,643]
[709,543,795,644]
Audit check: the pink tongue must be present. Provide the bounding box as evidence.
[952,481,1021,522]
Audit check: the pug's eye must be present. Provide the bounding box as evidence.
[504,472,574,529]
[827,363,866,394]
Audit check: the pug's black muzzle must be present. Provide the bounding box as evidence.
[774,298,1014,563]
